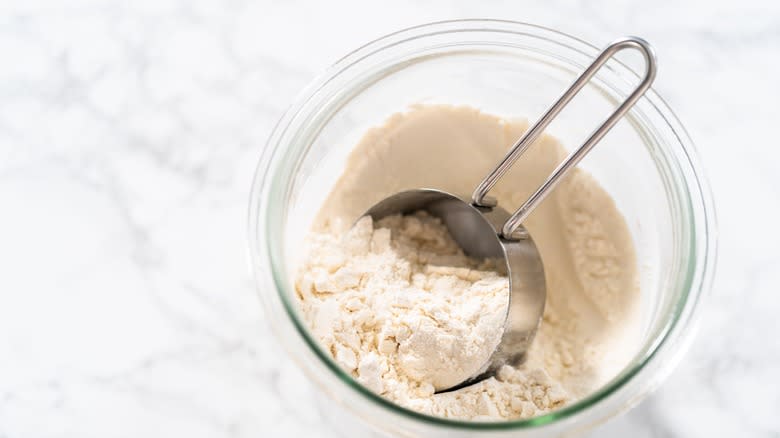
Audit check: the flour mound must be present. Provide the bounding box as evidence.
[295,106,640,421]
[296,212,570,418]
[297,212,508,391]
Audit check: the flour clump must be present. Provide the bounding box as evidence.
[298,212,509,393]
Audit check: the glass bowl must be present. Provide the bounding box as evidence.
[248,19,717,436]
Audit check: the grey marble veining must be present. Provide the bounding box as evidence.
[1,0,778,437]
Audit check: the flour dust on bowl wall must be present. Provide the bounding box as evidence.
[249,20,717,437]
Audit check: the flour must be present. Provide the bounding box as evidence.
[295,105,640,421]
[297,211,569,418]
[297,212,509,393]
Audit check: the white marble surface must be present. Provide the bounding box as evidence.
[1,0,779,436]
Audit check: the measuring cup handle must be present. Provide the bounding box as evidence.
[470,36,657,240]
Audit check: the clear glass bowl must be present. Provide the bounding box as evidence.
[248,20,717,436]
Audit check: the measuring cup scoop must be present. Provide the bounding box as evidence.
[361,36,657,392]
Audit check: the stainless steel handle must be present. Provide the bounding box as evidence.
[471,36,657,239]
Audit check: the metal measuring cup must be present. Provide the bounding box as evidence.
[362,37,657,392]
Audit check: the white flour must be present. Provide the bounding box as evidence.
[297,211,568,418]
[295,105,640,420]
[297,212,509,391]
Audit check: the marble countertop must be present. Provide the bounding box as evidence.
[1,0,778,436]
